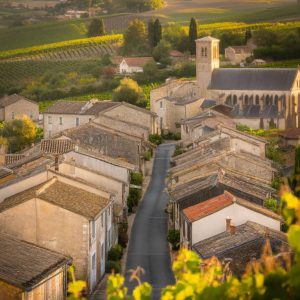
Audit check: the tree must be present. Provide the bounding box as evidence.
[87,18,105,37]
[152,40,171,66]
[245,29,252,43]
[112,78,146,107]
[148,0,165,9]
[0,116,37,153]
[189,17,198,55]
[295,146,300,175]
[148,19,155,48]
[153,18,162,47]
[122,19,148,55]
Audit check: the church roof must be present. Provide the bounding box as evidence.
[209,68,297,91]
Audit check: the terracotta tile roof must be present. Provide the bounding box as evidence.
[170,50,184,57]
[113,56,154,67]
[0,178,110,219]
[5,154,25,166]
[0,94,37,108]
[0,232,71,291]
[41,139,74,155]
[278,128,300,140]
[183,191,234,222]
[192,221,288,276]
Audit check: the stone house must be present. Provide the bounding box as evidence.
[0,176,114,292]
[60,122,153,173]
[0,232,71,300]
[100,101,159,135]
[150,79,203,133]
[278,128,300,147]
[0,94,39,122]
[169,169,276,230]
[225,45,252,64]
[43,100,118,138]
[192,221,288,276]
[170,148,276,186]
[112,57,154,74]
[181,191,282,248]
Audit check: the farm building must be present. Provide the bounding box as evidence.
[112,57,154,74]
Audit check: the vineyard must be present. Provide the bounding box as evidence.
[0,34,123,60]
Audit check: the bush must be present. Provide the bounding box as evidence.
[106,260,121,273]
[143,151,151,161]
[167,229,180,250]
[149,134,162,145]
[264,198,279,212]
[173,145,185,157]
[108,244,123,261]
[131,172,143,185]
[127,188,142,212]
[272,177,281,190]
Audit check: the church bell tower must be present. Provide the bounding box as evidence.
[196,36,220,97]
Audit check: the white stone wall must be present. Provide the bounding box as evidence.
[189,203,281,245]
[43,113,93,138]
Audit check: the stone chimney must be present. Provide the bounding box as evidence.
[226,217,231,232]
[230,222,236,235]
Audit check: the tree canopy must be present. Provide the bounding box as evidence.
[112,77,146,107]
[122,19,148,55]
[188,17,198,55]
[152,40,171,66]
[87,18,105,37]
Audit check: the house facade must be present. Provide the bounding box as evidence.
[43,100,118,138]
[0,94,39,122]
[113,57,154,74]
[181,191,282,248]
[225,45,252,64]
[0,176,114,292]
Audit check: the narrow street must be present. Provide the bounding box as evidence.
[125,143,175,299]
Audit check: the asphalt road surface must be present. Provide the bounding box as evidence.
[125,143,175,299]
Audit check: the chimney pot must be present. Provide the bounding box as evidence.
[230,223,236,235]
[226,217,231,232]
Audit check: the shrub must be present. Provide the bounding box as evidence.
[236,124,251,132]
[149,134,162,145]
[108,244,123,261]
[127,188,142,212]
[106,261,121,273]
[264,198,278,212]
[173,145,185,157]
[272,177,281,190]
[130,172,143,185]
[143,151,151,161]
[167,229,180,250]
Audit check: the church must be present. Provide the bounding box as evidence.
[151,36,300,132]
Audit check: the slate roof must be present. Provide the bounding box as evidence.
[200,99,217,109]
[209,68,297,91]
[44,100,117,115]
[0,94,37,108]
[41,139,74,155]
[192,221,288,275]
[0,178,110,219]
[230,104,283,118]
[0,232,71,291]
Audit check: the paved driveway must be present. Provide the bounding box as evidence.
[125,143,175,299]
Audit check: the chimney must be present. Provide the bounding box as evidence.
[230,222,236,235]
[226,217,231,232]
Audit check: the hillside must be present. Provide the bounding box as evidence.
[0,0,299,51]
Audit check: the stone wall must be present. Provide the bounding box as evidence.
[0,281,23,300]
[3,99,39,122]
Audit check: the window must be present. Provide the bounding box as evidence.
[89,118,92,122]
[101,243,104,260]
[244,95,249,105]
[101,214,104,227]
[160,101,163,108]
[255,95,260,105]
[59,117,63,125]
[233,95,237,105]
[201,47,204,57]
[108,228,111,248]
[108,206,110,216]
[48,116,52,124]
[92,253,96,270]
[11,112,15,119]
[76,117,80,126]
[29,112,33,119]
[91,221,96,239]
[204,47,208,57]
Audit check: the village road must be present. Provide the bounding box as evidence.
[125,143,175,299]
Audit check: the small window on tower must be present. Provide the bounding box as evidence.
[201,47,204,57]
[204,48,208,57]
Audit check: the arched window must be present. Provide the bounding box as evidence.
[201,47,204,57]
[266,95,270,106]
[255,95,260,105]
[226,95,232,105]
[204,47,208,57]
[269,96,273,105]
[233,95,237,105]
[274,95,279,106]
[244,95,249,105]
